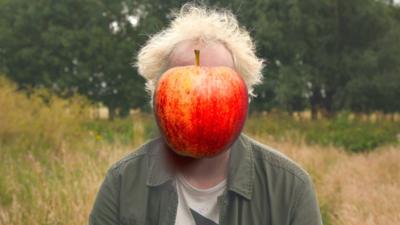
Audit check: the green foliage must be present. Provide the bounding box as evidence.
[83,115,158,145]
[229,0,400,115]
[303,113,399,152]
[0,0,148,116]
[0,0,400,117]
[246,111,400,152]
[82,110,399,153]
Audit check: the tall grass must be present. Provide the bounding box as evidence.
[0,76,90,158]
[0,76,399,225]
[259,139,400,225]
[0,75,96,224]
[0,76,157,224]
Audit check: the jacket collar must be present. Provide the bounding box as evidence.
[146,133,255,200]
[226,133,255,200]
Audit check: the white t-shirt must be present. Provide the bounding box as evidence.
[174,175,226,225]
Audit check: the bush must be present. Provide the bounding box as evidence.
[83,114,158,145]
[245,111,399,152]
[304,113,399,152]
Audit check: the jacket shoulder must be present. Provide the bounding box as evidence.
[109,136,163,174]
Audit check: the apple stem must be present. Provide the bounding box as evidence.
[194,49,200,66]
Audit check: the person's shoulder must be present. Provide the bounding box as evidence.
[108,136,163,174]
[241,134,311,184]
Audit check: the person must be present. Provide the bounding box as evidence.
[89,4,323,225]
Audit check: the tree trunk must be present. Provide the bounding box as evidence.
[310,87,322,120]
[109,106,117,120]
[311,104,318,121]
[119,106,130,118]
[322,89,336,118]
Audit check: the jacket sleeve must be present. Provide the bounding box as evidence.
[290,175,323,225]
[89,166,120,225]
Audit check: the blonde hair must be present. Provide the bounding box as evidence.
[136,3,264,98]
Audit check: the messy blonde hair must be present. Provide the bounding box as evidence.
[136,3,264,98]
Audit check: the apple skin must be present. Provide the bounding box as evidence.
[153,65,248,158]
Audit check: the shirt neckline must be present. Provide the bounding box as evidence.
[177,174,227,194]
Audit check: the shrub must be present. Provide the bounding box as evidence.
[246,111,399,152]
[83,114,158,145]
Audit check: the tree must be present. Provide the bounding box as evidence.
[342,3,400,113]
[1,0,399,118]
[225,0,400,118]
[0,0,147,118]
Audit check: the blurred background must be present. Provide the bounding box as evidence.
[0,0,399,224]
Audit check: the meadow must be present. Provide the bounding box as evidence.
[0,76,399,225]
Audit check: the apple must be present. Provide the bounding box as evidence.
[153,50,248,158]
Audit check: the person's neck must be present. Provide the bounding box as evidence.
[168,149,231,189]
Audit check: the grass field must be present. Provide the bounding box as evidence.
[1,76,399,225]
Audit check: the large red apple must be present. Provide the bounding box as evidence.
[153,50,248,158]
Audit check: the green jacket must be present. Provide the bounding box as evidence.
[89,133,323,225]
